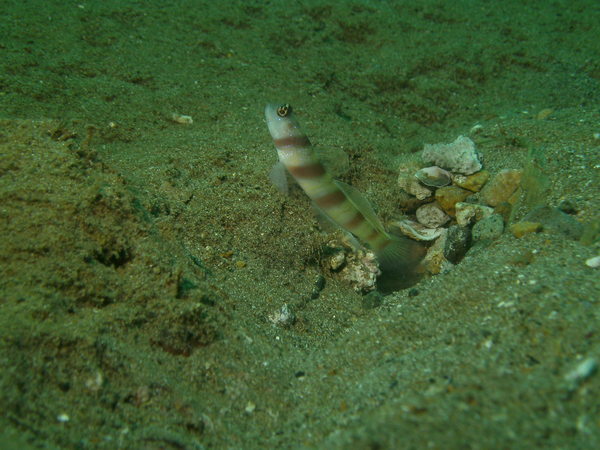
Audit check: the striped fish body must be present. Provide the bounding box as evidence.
[265,103,424,289]
[265,103,392,253]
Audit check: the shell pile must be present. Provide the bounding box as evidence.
[396,135,520,274]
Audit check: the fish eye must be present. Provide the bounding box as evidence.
[277,104,292,117]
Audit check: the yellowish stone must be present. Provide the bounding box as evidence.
[435,186,471,216]
[481,169,522,207]
[510,221,543,238]
[454,170,490,192]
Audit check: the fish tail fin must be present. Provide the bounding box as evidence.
[376,235,425,293]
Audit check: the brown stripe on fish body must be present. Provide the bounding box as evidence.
[339,210,392,252]
[287,163,326,179]
[294,173,338,199]
[351,220,389,250]
[313,189,346,208]
[343,213,386,248]
[284,148,332,197]
[367,228,383,243]
[312,187,391,250]
[320,199,372,242]
[344,211,365,230]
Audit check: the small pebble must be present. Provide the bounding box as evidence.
[422,229,452,275]
[509,249,536,266]
[310,275,326,299]
[398,169,433,200]
[453,170,490,192]
[480,169,522,207]
[328,250,346,271]
[455,202,494,226]
[422,135,482,175]
[444,225,471,264]
[171,113,193,124]
[362,291,384,309]
[435,186,472,216]
[510,221,543,238]
[268,304,296,327]
[416,203,449,228]
[396,190,427,211]
[472,214,504,241]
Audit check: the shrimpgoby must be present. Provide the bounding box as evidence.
[264,103,423,284]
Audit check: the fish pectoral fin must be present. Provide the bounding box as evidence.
[269,161,289,195]
[333,180,388,236]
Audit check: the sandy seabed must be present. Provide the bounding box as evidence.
[1,1,599,448]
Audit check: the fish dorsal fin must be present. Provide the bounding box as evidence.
[333,180,388,236]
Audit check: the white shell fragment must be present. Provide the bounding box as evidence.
[171,113,193,124]
[455,202,495,226]
[564,357,598,383]
[268,303,295,327]
[416,203,450,228]
[391,219,444,241]
[328,249,346,271]
[422,135,482,175]
[584,256,600,268]
[415,166,452,187]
